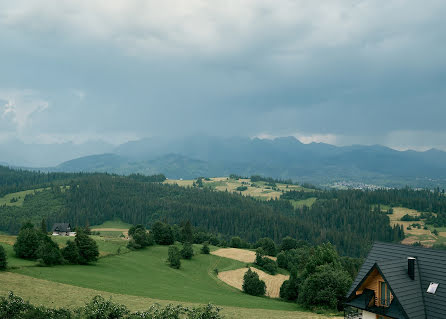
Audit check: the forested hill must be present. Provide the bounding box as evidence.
[0,166,405,257]
[50,136,446,188]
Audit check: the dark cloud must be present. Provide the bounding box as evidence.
[0,1,445,150]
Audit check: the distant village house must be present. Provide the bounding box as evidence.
[52,223,76,236]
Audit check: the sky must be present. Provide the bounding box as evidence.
[1,0,446,155]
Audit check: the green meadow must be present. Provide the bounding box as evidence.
[12,245,298,311]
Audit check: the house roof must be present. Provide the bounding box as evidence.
[52,223,71,232]
[347,242,446,319]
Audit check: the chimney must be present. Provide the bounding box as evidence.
[408,257,416,280]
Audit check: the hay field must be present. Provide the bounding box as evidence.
[218,267,289,298]
[211,248,276,263]
[164,177,312,200]
[388,207,440,246]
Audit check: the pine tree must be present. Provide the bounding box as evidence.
[0,245,7,270]
[180,242,194,259]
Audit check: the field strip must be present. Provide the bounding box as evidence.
[218,267,289,298]
[91,228,129,238]
[0,272,338,319]
[211,248,276,263]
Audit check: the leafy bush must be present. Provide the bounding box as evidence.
[75,229,99,264]
[242,268,266,296]
[201,242,210,254]
[168,246,181,269]
[180,242,194,259]
[128,225,154,250]
[0,293,223,319]
[298,264,352,310]
[254,238,276,256]
[152,221,174,245]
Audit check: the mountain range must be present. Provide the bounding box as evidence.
[41,136,446,188]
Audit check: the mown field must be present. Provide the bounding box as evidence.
[164,176,314,200]
[388,207,446,246]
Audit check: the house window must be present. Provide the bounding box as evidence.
[379,281,390,307]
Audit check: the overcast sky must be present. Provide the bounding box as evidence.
[1,0,445,151]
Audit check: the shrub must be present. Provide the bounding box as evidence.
[230,236,242,248]
[279,268,299,301]
[242,268,266,296]
[201,242,210,254]
[276,251,287,269]
[128,225,154,249]
[152,221,174,245]
[75,229,99,264]
[280,236,297,251]
[261,258,278,275]
[298,264,352,310]
[181,242,194,259]
[168,246,181,269]
[13,225,41,259]
[62,240,80,264]
[254,237,276,256]
[79,295,129,318]
[0,245,7,270]
[36,237,63,266]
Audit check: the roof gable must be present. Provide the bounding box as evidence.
[52,223,71,232]
[348,242,446,319]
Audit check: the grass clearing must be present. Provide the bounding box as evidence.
[92,219,132,229]
[164,177,314,200]
[51,235,130,257]
[291,198,317,209]
[0,272,338,319]
[218,267,289,298]
[0,188,45,207]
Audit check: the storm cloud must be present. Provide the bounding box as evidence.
[1,0,445,151]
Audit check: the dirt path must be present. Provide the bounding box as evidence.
[218,267,289,298]
[211,248,276,263]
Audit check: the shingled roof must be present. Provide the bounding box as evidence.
[52,223,72,232]
[347,242,446,319]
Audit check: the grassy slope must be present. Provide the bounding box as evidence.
[0,272,338,319]
[165,177,314,200]
[92,219,133,229]
[0,189,44,207]
[12,245,299,311]
[290,197,317,209]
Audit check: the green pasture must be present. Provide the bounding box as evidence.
[12,245,299,311]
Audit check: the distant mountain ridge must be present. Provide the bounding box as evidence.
[48,136,446,188]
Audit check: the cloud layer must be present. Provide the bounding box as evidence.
[0,0,445,150]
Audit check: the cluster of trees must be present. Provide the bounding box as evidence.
[278,242,355,310]
[127,225,154,250]
[12,222,98,266]
[254,248,278,275]
[0,292,223,319]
